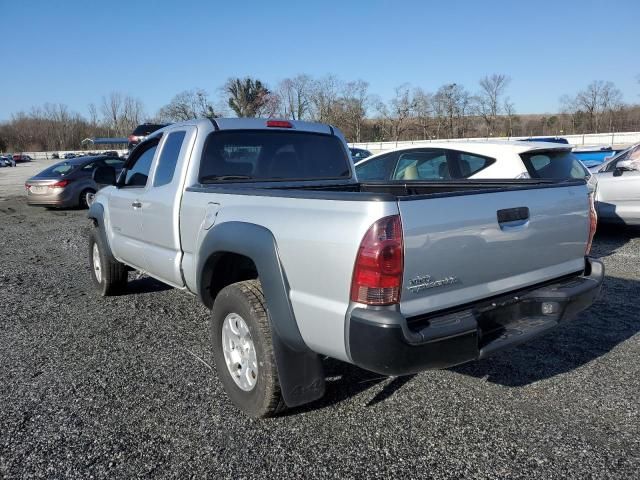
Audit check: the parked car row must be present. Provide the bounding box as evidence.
[0,153,32,165]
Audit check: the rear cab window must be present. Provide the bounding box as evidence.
[520,150,589,179]
[199,130,351,182]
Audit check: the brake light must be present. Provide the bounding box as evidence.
[585,193,597,255]
[25,183,31,190]
[350,215,404,305]
[266,120,293,128]
[50,180,70,188]
[128,134,139,143]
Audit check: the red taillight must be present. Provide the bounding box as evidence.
[128,134,138,143]
[50,180,70,188]
[25,183,31,190]
[350,215,404,305]
[586,193,597,255]
[266,120,293,128]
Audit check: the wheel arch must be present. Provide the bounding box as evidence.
[197,221,325,407]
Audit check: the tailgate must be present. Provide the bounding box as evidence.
[398,184,589,317]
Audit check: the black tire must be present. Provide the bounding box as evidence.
[79,188,95,209]
[210,279,286,418]
[88,229,127,296]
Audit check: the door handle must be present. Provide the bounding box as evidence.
[131,201,142,209]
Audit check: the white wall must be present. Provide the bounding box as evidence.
[349,131,640,154]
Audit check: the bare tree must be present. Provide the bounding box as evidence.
[565,80,624,133]
[88,103,99,126]
[413,87,433,140]
[433,83,469,139]
[158,89,215,122]
[377,83,417,141]
[476,74,510,136]
[338,80,370,142]
[309,75,342,124]
[503,97,517,136]
[278,74,313,120]
[101,92,123,133]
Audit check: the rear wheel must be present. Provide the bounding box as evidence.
[210,280,285,418]
[88,229,127,296]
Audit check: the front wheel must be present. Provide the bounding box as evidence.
[88,229,127,296]
[210,279,285,418]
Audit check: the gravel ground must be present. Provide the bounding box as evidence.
[0,191,639,479]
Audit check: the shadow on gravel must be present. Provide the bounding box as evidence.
[284,359,416,415]
[591,223,640,258]
[124,276,173,295]
[451,273,640,387]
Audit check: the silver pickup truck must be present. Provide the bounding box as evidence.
[88,118,603,417]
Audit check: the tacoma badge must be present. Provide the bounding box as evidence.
[407,274,459,293]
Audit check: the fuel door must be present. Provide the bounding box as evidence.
[202,202,221,230]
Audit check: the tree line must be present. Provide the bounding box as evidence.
[1,74,639,152]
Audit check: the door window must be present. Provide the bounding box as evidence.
[124,143,158,187]
[393,150,449,180]
[154,131,186,187]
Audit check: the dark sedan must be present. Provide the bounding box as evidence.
[25,156,125,208]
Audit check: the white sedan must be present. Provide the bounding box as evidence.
[354,141,590,182]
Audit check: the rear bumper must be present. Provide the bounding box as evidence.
[26,189,75,207]
[348,258,604,376]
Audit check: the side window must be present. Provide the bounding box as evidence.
[104,159,125,169]
[81,162,96,172]
[355,153,396,180]
[154,131,186,187]
[459,153,493,176]
[393,150,449,180]
[124,143,158,187]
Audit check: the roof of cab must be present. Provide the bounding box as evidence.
[151,118,335,136]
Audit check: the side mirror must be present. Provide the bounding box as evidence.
[617,160,636,172]
[93,165,117,186]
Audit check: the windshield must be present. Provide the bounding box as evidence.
[520,150,589,180]
[199,130,351,182]
[37,162,78,178]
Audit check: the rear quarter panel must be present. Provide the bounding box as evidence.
[180,190,397,361]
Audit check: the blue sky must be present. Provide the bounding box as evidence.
[1,0,639,121]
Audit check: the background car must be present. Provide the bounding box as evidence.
[519,137,569,144]
[589,143,639,173]
[572,146,623,168]
[11,154,33,163]
[592,143,640,225]
[128,123,167,152]
[25,155,125,208]
[354,141,590,182]
[349,147,372,162]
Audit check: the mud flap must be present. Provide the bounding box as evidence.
[272,332,325,407]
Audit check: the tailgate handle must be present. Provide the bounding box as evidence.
[497,207,529,224]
